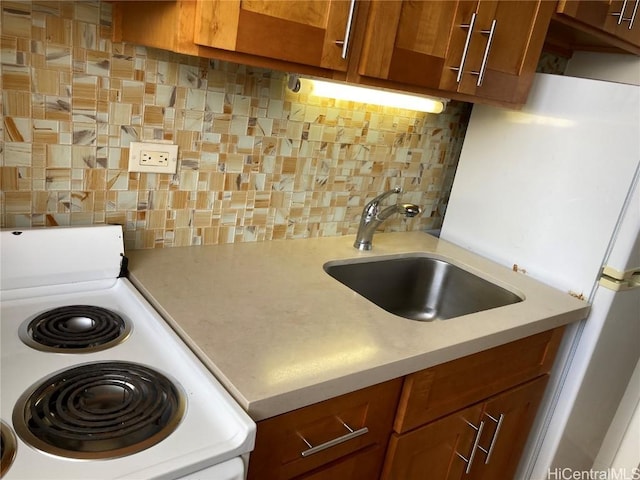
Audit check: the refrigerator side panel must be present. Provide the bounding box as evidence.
[551,286,640,471]
[593,356,640,472]
[441,74,640,296]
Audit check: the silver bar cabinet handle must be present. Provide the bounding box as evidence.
[335,0,357,59]
[299,419,368,457]
[477,412,505,464]
[451,12,477,83]
[612,0,629,25]
[475,19,497,87]
[611,0,639,28]
[626,0,639,28]
[456,419,485,474]
[611,0,629,25]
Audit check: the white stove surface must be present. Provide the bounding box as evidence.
[0,228,255,480]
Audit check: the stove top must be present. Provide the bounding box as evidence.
[0,226,255,479]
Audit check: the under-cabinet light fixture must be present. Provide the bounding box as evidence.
[287,74,447,114]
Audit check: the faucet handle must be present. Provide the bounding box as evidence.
[367,187,402,208]
[364,187,402,218]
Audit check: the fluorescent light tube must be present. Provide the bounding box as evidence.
[305,78,446,114]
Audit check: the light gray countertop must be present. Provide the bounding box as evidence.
[126,232,590,421]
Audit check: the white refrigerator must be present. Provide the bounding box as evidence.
[440,72,640,478]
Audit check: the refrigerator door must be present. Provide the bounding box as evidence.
[549,173,640,472]
[549,285,640,471]
[593,357,640,472]
[441,73,640,297]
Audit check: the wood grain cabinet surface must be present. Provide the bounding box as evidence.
[381,376,549,480]
[246,378,403,480]
[193,0,355,71]
[393,328,563,434]
[555,0,640,50]
[246,327,564,479]
[358,0,555,107]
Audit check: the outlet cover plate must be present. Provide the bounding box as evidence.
[128,142,178,174]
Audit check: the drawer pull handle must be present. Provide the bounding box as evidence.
[450,13,477,83]
[298,419,369,457]
[456,419,485,474]
[477,413,505,464]
[334,0,357,59]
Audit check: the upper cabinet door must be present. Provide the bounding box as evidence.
[359,1,461,88]
[359,0,554,105]
[457,1,553,102]
[193,0,356,71]
[604,0,640,45]
[557,0,640,47]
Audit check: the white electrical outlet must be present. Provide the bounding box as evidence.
[141,151,169,167]
[128,142,178,174]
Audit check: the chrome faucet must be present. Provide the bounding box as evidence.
[353,187,421,250]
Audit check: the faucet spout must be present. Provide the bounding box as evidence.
[377,203,421,221]
[353,189,421,251]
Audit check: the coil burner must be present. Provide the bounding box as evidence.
[19,305,132,353]
[12,362,186,460]
[1,421,17,477]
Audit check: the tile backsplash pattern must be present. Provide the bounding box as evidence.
[0,0,470,249]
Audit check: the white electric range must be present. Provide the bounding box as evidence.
[0,225,255,479]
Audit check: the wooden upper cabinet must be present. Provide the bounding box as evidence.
[113,0,555,106]
[556,0,640,48]
[193,0,356,71]
[359,0,555,105]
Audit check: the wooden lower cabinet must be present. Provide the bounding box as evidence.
[247,328,564,479]
[247,379,403,480]
[469,376,549,479]
[381,376,549,480]
[297,444,388,480]
[381,403,484,479]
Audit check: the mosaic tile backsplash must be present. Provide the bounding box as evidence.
[0,0,471,249]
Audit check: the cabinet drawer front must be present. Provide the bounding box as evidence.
[300,444,388,480]
[394,327,564,433]
[248,378,402,480]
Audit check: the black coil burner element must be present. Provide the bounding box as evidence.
[12,362,186,460]
[1,421,17,477]
[19,305,132,353]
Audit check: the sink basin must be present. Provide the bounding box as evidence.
[324,255,523,321]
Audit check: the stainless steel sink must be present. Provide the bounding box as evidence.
[324,255,523,321]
